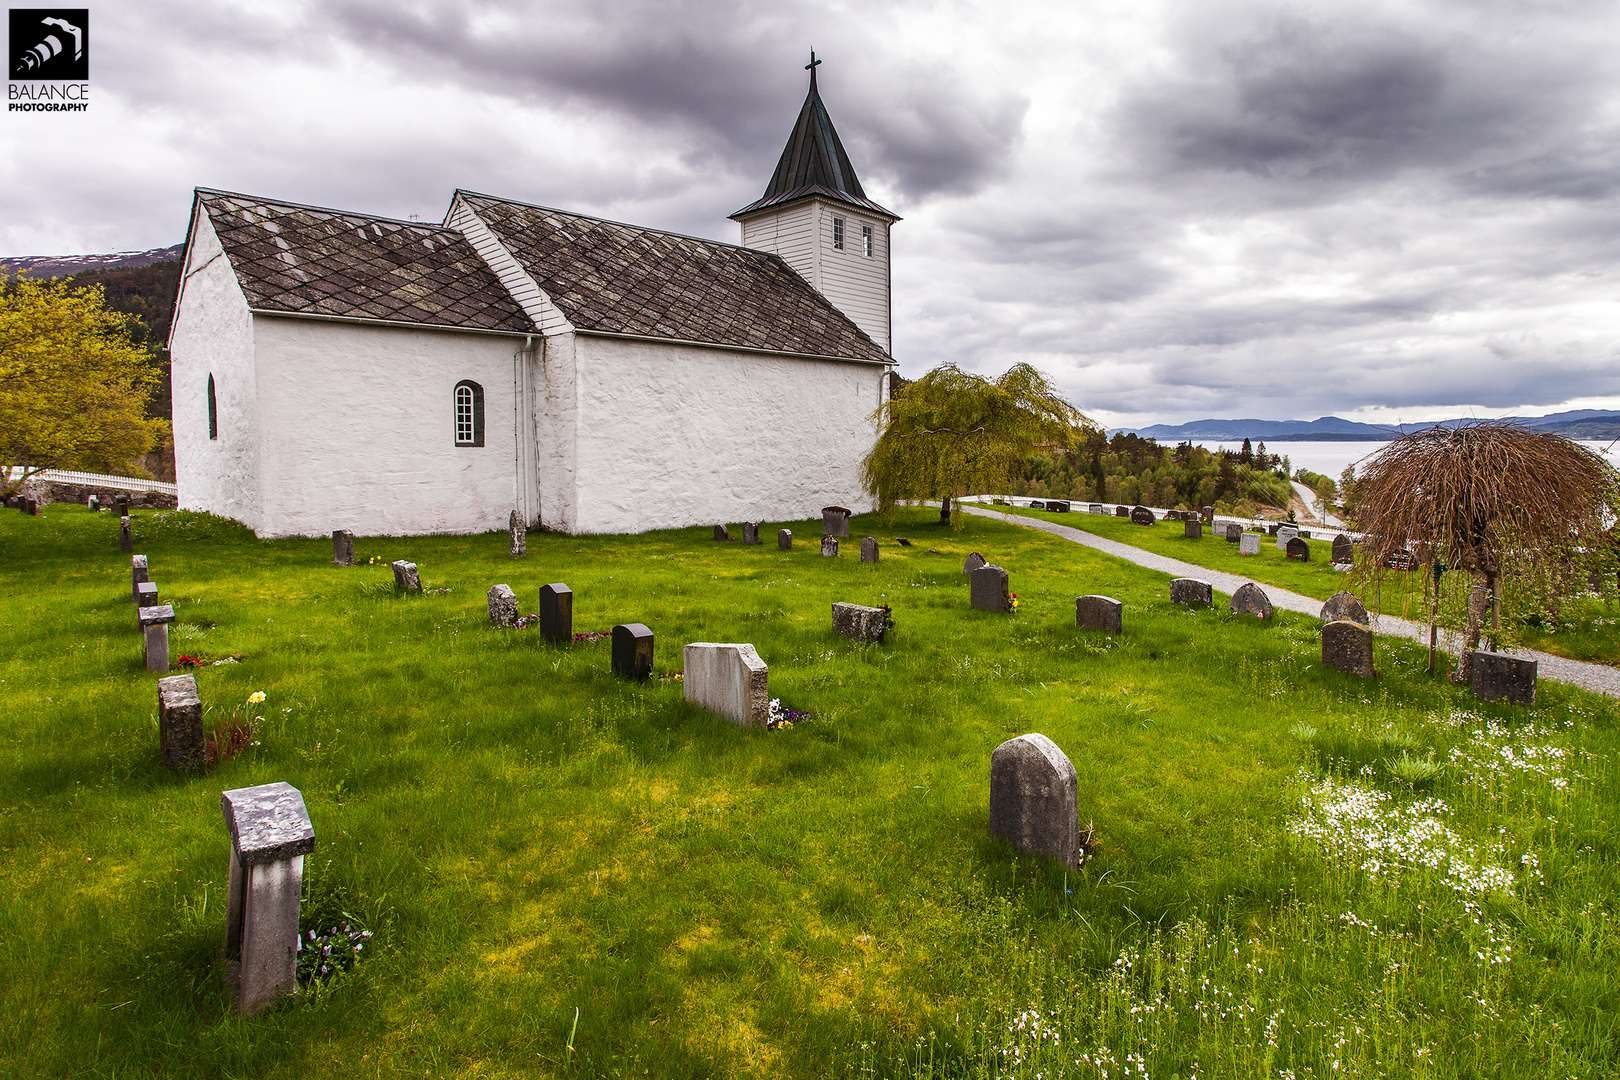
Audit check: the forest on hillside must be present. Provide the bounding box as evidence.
[1013,433,1297,516]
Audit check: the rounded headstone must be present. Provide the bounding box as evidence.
[778,528,792,550]
[990,734,1081,868]
[1169,578,1212,607]
[1320,590,1369,626]
[1285,536,1310,560]
[1230,582,1274,619]
[1322,619,1374,678]
[970,564,1011,612]
[1183,519,1203,539]
[1114,505,1130,517]
[1130,506,1155,526]
[1331,534,1354,564]
[1074,594,1123,633]
[963,552,987,575]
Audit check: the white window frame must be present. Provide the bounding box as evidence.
[832,216,844,250]
[861,224,873,257]
[455,384,476,446]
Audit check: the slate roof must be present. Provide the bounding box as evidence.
[195,190,532,333]
[730,68,897,221]
[458,192,891,362]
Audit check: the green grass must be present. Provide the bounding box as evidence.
[3,504,1619,1078]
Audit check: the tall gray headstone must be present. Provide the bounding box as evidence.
[860,536,880,563]
[140,603,176,672]
[221,782,316,1015]
[1238,533,1261,556]
[509,511,526,558]
[683,643,770,726]
[332,530,354,566]
[158,671,204,771]
[1276,526,1299,552]
[990,733,1081,868]
[392,560,421,593]
[778,529,792,550]
[1170,578,1212,607]
[821,536,839,557]
[831,602,886,643]
[1230,582,1274,619]
[822,506,851,537]
[131,554,149,603]
[1074,595,1123,634]
[742,522,760,545]
[1322,620,1375,678]
[1183,519,1203,539]
[488,584,519,628]
[1471,651,1537,705]
[970,564,1010,612]
[1320,591,1369,626]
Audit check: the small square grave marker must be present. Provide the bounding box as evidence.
[392,561,421,593]
[540,583,573,642]
[1226,524,1242,543]
[1238,533,1261,555]
[831,602,886,643]
[1471,651,1537,705]
[158,672,204,771]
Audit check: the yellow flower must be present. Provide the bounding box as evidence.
[247,691,266,704]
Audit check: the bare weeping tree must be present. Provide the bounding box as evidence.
[861,363,1096,526]
[1349,422,1617,682]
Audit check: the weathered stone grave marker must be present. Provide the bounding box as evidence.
[1226,524,1242,543]
[1090,503,1103,514]
[1074,595,1123,634]
[509,511,526,558]
[1332,534,1354,564]
[1115,505,1129,517]
[683,643,769,726]
[120,515,132,553]
[713,524,730,541]
[1322,620,1374,678]
[1320,591,1368,626]
[391,560,421,593]
[1276,526,1299,551]
[540,583,573,642]
[822,506,851,537]
[487,584,520,628]
[1028,500,1046,510]
[1230,582,1274,619]
[831,602,886,643]
[1183,519,1203,539]
[136,580,159,612]
[131,554,149,603]
[860,536,880,563]
[332,530,354,567]
[1049,500,1070,512]
[970,564,1010,612]
[1201,505,1214,524]
[1285,536,1310,561]
[612,623,654,680]
[1238,533,1261,555]
[1170,578,1212,607]
[221,781,316,1016]
[140,603,176,671]
[742,522,760,545]
[821,536,839,557]
[1130,506,1155,526]
[778,529,792,550]
[158,672,205,771]
[114,494,129,517]
[963,552,986,575]
[1472,651,1537,705]
[990,733,1082,868]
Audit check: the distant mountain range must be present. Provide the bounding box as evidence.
[1,244,183,279]
[1121,410,1620,441]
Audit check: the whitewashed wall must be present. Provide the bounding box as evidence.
[250,318,524,538]
[171,214,263,529]
[564,334,887,534]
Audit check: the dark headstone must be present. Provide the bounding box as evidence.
[778,529,792,550]
[1268,524,1280,536]
[821,536,839,557]
[488,584,520,628]
[1320,591,1369,626]
[1049,501,1070,513]
[509,511,526,558]
[1201,505,1214,525]
[970,564,1010,613]
[332,530,354,566]
[822,506,851,537]
[1170,578,1212,607]
[540,583,573,642]
[896,537,912,547]
[742,522,760,545]
[1230,582,1274,619]
[963,552,986,575]
[832,602,886,643]
[713,524,730,541]
[1130,506,1155,526]
[24,497,37,515]
[392,560,421,592]
[1226,524,1242,543]
[1285,537,1310,561]
[158,673,205,772]
[860,536,879,563]
[120,516,132,553]
[132,554,149,604]
[1322,620,1375,678]
[1115,505,1129,517]
[990,733,1081,868]
[1332,534,1354,564]
[1028,500,1045,509]
[611,623,654,680]
[1074,594,1122,633]
[1383,551,1418,572]
[1183,519,1203,539]
[1472,651,1537,705]
[114,494,129,516]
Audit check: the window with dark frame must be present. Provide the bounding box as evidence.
[454,380,484,447]
[832,216,844,250]
[207,374,218,440]
[862,224,873,257]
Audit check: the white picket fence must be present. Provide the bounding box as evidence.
[4,466,177,496]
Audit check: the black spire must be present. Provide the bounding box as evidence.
[730,55,898,221]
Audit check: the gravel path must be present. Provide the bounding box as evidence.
[962,503,1620,700]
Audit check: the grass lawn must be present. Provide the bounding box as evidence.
[2,504,1618,1078]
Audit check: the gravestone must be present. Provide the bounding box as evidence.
[713,524,730,542]
[1238,533,1261,556]
[1301,531,1313,540]
[114,494,129,516]
[612,623,654,680]
[822,506,851,537]
[1130,506,1155,526]
[1320,591,1370,626]
[1472,651,1537,705]
[1090,503,1103,514]
[332,530,354,567]
[87,494,100,511]
[1201,505,1214,525]
[120,516,132,553]
[136,580,158,612]
[1322,620,1375,678]
[778,529,792,550]
[861,536,880,563]
[221,781,316,1016]
[158,672,205,771]
[1074,595,1123,634]
[989,733,1081,868]
[24,497,37,515]
[1276,527,1298,551]
[391,560,421,593]
[1226,524,1242,543]
[1267,524,1280,536]
[1331,534,1354,564]
[970,564,1010,613]
[1183,519,1203,539]
[1384,551,1417,571]
[539,583,573,642]
[1285,537,1310,561]
[140,604,176,672]
[1170,578,1213,607]
[683,643,770,726]
[487,584,520,628]
[742,522,760,545]
[509,511,526,558]
[1028,500,1046,510]
[897,537,913,546]
[131,554,149,603]
[1115,505,1130,517]
[963,552,986,575]
[1230,582,1274,619]
[1049,501,1070,513]
[821,536,839,557]
[831,602,886,643]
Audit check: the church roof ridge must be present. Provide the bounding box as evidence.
[453,189,771,256]
[194,187,459,233]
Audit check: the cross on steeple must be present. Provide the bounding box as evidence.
[806,50,821,89]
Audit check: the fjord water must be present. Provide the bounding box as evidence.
[1193,439,1620,483]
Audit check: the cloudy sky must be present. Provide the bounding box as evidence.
[5,0,1620,429]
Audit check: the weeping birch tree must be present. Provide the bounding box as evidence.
[1349,422,1617,683]
[861,363,1096,526]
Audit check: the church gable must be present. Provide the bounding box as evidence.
[195,190,532,333]
[456,192,890,363]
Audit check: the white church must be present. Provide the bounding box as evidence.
[168,61,900,538]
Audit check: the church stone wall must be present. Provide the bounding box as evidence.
[172,213,264,530]
[566,334,886,535]
[249,317,524,538]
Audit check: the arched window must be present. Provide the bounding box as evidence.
[454,381,484,447]
[207,374,218,440]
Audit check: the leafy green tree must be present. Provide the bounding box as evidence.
[0,277,162,496]
[862,363,1096,525]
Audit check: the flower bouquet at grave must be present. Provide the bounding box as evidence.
[571,629,610,643]
[766,699,810,730]
[1009,592,1019,612]
[205,690,266,767]
[296,921,373,988]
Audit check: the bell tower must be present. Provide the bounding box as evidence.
[731,54,898,354]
